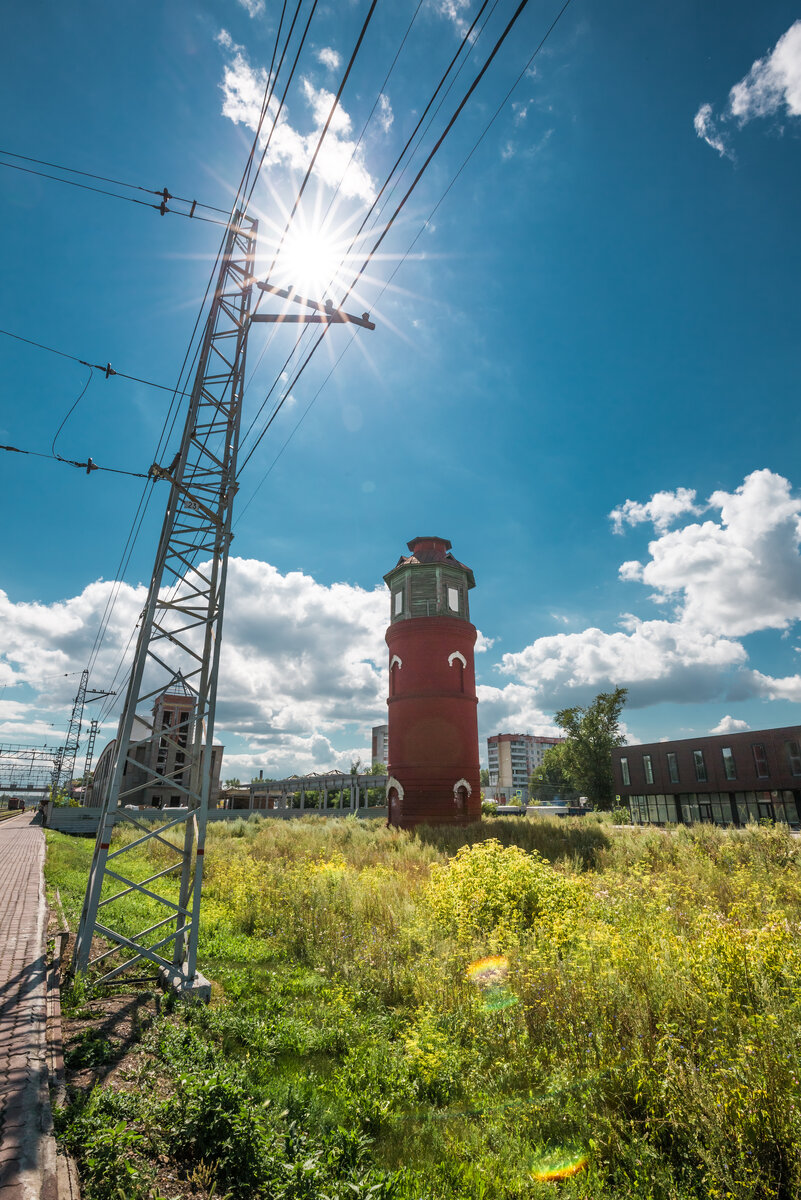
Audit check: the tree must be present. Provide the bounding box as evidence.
[224,777,242,789]
[528,744,579,804]
[554,687,628,810]
[480,768,490,787]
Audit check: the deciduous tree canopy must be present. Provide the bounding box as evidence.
[554,688,628,810]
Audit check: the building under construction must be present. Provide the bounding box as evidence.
[90,678,223,810]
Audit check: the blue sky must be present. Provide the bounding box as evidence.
[1,0,801,779]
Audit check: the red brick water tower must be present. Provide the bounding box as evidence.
[384,536,481,827]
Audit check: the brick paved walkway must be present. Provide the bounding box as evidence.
[0,812,57,1200]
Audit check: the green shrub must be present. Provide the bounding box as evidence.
[425,837,580,946]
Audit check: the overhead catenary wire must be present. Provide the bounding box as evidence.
[240,0,535,474]
[264,0,380,280]
[0,148,230,212]
[0,154,232,226]
[85,3,301,706]
[0,440,149,479]
[0,328,192,395]
[238,0,504,469]
[82,0,570,718]
[240,0,574,486]
[238,0,427,451]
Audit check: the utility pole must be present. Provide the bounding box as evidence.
[72,210,375,994]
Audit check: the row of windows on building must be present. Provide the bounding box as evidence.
[620,739,801,787]
[628,791,800,827]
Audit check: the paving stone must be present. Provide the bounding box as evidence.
[0,814,52,1199]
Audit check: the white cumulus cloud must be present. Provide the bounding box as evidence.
[610,487,702,534]
[729,20,801,121]
[433,0,473,39]
[694,20,801,154]
[377,93,394,135]
[218,49,377,202]
[709,715,750,734]
[237,0,265,18]
[0,558,498,778]
[317,47,341,71]
[497,469,801,712]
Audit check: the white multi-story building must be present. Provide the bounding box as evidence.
[487,733,565,802]
[371,724,389,767]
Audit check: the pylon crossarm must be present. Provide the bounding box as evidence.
[90,912,181,968]
[101,868,189,913]
[98,862,185,906]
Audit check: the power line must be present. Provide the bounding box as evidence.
[239,0,574,488]
[51,365,94,458]
[84,3,299,706]
[0,327,191,395]
[0,148,230,212]
[0,440,149,479]
[239,0,498,468]
[265,0,380,279]
[0,154,230,226]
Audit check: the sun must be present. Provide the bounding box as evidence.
[273,224,346,300]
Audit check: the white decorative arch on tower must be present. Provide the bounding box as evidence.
[390,654,403,671]
[448,650,467,668]
[452,777,472,796]
[387,776,405,801]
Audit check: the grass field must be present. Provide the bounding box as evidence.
[46,815,801,1200]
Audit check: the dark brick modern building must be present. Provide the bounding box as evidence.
[612,726,801,827]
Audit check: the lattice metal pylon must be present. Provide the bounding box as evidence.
[72,213,258,993]
[51,669,88,794]
[51,670,112,796]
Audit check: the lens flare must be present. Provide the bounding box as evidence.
[465,955,517,1010]
[530,1149,588,1182]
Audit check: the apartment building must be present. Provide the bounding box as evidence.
[487,732,565,803]
[371,724,389,767]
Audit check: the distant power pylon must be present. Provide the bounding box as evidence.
[51,669,112,795]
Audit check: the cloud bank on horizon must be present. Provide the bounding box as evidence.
[694,19,801,158]
[1,469,799,772]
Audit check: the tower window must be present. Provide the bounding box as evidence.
[447,587,459,612]
[394,590,403,616]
